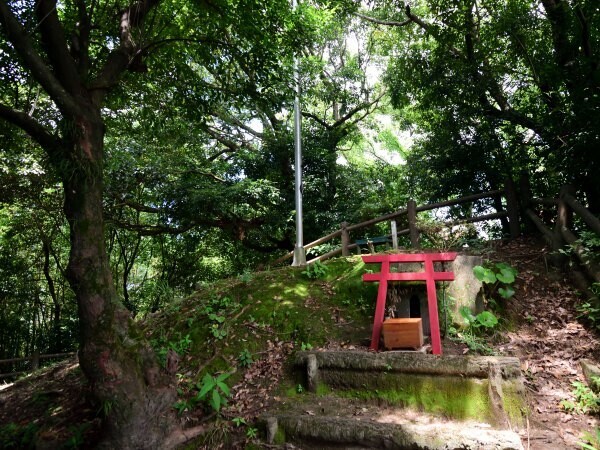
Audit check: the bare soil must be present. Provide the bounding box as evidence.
[0,236,598,449]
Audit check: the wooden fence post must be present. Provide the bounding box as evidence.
[552,185,576,267]
[31,350,40,371]
[340,222,350,256]
[391,220,398,250]
[504,177,520,238]
[407,200,420,248]
[518,171,535,235]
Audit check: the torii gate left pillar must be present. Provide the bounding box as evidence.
[362,252,457,355]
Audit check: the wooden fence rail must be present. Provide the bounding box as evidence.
[273,181,519,266]
[521,177,600,299]
[0,352,76,380]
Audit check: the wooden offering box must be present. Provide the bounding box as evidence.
[382,318,424,350]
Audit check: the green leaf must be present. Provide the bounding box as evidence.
[495,269,515,284]
[473,266,496,284]
[197,376,216,399]
[211,389,222,412]
[217,381,230,397]
[476,311,498,328]
[216,371,231,383]
[459,306,476,324]
[498,286,515,299]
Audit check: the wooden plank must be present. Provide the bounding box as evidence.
[408,200,419,248]
[0,352,75,365]
[525,209,554,242]
[415,190,503,213]
[564,194,600,235]
[504,178,521,238]
[391,221,398,250]
[272,229,343,264]
[442,211,507,227]
[347,209,408,232]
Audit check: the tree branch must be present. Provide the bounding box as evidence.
[332,92,385,129]
[354,12,411,27]
[210,111,265,139]
[404,5,432,32]
[574,6,592,59]
[302,112,332,130]
[35,0,83,97]
[541,0,575,67]
[0,3,83,116]
[204,126,243,154]
[105,218,196,236]
[74,0,92,78]
[0,102,62,153]
[89,0,161,104]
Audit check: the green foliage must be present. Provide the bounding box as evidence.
[173,399,191,416]
[209,314,228,340]
[560,379,600,415]
[152,333,192,367]
[307,243,340,257]
[195,372,233,413]
[238,270,254,284]
[579,428,600,450]
[373,0,600,208]
[63,423,91,449]
[237,349,253,368]
[199,295,239,341]
[450,307,499,355]
[173,371,234,415]
[301,261,329,280]
[560,232,600,266]
[0,422,39,449]
[300,342,313,351]
[459,308,499,331]
[418,220,478,251]
[99,399,113,418]
[577,300,600,332]
[246,427,258,439]
[474,263,518,308]
[232,417,247,427]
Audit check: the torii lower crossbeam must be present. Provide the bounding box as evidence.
[362,252,457,355]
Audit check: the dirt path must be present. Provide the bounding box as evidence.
[486,237,600,449]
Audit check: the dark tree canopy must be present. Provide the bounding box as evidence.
[361,0,600,210]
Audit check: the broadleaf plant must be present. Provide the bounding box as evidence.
[473,262,518,306]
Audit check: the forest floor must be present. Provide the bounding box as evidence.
[0,237,599,449]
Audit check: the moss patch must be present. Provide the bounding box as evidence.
[501,380,528,429]
[323,372,493,422]
[142,257,377,412]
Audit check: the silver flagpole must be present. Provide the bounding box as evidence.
[291,0,306,266]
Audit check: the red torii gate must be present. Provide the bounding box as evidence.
[362,252,457,355]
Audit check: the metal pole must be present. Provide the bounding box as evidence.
[292,0,306,266]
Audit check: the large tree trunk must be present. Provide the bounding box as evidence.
[61,111,176,448]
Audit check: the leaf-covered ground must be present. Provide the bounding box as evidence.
[0,237,599,449]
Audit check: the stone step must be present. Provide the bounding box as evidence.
[292,350,527,430]
[264,406,523,449]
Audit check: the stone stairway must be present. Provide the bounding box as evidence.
[262,351,526,449]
